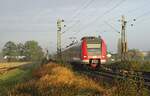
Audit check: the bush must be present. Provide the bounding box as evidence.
[111,73,150,96]
[140,61,150,72]
[105,61,150,72]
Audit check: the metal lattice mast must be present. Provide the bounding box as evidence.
[121,15,128,61]
[57,19,64,61]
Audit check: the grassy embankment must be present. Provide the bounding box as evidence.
[0,62,30,68]
[3,61,149,96]
[105,61,150,72]
[8,63,111,96]
[0,62,39,96]
[104,61,150,96]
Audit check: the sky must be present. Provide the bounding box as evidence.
[0,0,150,53]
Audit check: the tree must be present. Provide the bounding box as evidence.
[17,43,25,56]
[127,49,144,61]
[145,51,150,61]
[0,51,2,61]
[24,40,44,61]
[2,41,17,56]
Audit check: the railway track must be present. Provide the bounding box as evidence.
[77,67,150,89]
[57,61,150,89]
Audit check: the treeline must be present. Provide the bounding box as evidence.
[1,40,44,62]
[111,49,150,62]
[127,49,150,61]
[105,61,150,72]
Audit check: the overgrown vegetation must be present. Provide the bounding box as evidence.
[111,73,150,96]
[9,63,108,96]
[105,61,150,72]
[0,62,38,96]
[0,62,30,69]
[104,61,150,96]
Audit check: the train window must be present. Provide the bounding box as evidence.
[87,48,101,53]
[87,44,101,48]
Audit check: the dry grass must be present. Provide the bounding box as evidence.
[0,62,31,69]
[0,62,32,74]
[9,63,108,96]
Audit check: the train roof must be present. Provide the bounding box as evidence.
[81,36,101,40]
[81,36,101,43]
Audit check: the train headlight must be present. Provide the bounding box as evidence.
[83,56,87,58]
[107,54,111,58]
[102,56,105,58]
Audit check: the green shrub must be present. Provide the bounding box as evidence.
[105,61,150,72]
[112,73,149,96]
[140,61,150,72]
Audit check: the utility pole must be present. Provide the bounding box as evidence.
[57,18,64,61]
[120,15,128,61]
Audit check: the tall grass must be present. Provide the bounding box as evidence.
[104,61,150,96]
[110,72,150,96]
[9,63,108,96]
[0,62,37,96]
[0,62,31,69]
[105,61,150,72]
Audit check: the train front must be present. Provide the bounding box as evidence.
[81,36,107,68]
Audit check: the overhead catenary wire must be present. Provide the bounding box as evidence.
[62,0,127,49]
[61,0,95,44]
[62,0,127,50]
[126,2,150,15]
[63,0,114,35]
[135,10,150,21]
[82,0,127,29]
[123,10,150,25]
[107,1,150,24]
[104,21,120,33]
[62,0,150,52]
[71,0,127,37]
[63,0,96,35]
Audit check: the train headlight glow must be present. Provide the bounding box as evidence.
[93,56,97,58]
[83,56,87,58]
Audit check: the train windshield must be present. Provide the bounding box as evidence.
[87,44,101,55]
[87,48,100,53]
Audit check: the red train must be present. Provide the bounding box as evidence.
[62,36,107,68]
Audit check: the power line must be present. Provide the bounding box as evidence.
[123,10,150,25]
[126,3,149,15]
[106,1,150,23]
[70,0,127,37]
[61,0,96,43]
[63,0,95,34]
[104,21,120,33]
[62,0,118,39]
[83,0,127,28]
[63,0,114,35]
[70,0,94,21]
[62,0,127,51]
[62,20,80,34]
[135,10,150,21]
[112,1,150,23]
